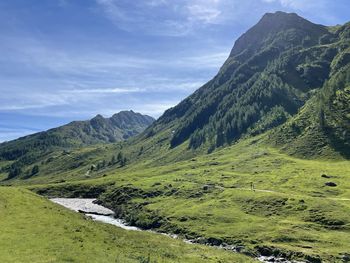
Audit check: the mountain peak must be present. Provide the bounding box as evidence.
[92,114,104,120]
[261,11,299,20]
[258,11,309,28]
[229,11,327,57]
[0,110,155,172]
[112,110,135,118]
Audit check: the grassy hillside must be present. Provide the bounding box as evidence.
[0,187,255,263]
[31,136,350,262]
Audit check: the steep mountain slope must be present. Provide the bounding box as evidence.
[269,22,350,158]
[0,111,154,179]
[137,12,345,155]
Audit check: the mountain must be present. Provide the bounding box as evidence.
[1,12,349,182]
[133,12,349,158]
[0,110,154,179]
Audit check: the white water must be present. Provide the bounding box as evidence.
[86,213,141,231]
[50,198,141,231]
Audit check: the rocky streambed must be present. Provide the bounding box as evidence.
[50,198,305,263]
[51,198,140,231]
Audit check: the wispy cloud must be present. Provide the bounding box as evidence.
[94,0,230,36]
[186,0,222,24]
[64,88,144,94]
[0,30,229,121]
[20,46,156,75]
[3,35,227,77]
[94,0,188,36]
[0,87,144,111]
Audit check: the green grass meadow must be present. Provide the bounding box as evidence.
[0,187,256,263]
[23,136,350,262]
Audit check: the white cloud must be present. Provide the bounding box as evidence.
[186,0,222,24]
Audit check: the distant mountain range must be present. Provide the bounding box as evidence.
[0,111,154,179]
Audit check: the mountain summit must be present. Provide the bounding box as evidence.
[84,111,155,142]
[230,11,327,58]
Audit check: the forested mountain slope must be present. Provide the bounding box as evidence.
[269,22,350,158]
[136,12,349,157]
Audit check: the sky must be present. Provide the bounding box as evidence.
[0,0,349,142]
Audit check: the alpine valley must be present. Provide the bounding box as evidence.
[1,11,350,263]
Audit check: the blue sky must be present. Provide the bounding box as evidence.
[0,0,349,142]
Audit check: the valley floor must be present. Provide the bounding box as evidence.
[31,137,350,262]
